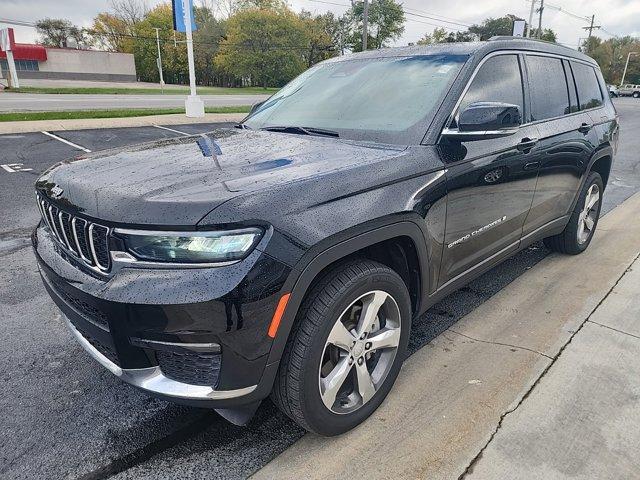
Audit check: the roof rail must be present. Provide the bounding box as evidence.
[488,35,577,52]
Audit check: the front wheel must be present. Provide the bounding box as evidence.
[544,171,603,254]
[633,91,640,98]
[272,260,411,436]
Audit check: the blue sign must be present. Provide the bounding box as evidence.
[172,0,197,32]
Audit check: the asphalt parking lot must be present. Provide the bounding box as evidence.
[1,98,640,479]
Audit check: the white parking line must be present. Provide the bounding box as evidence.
[153,124,191,136]
[41,131,92,153]
[1,163,33,173]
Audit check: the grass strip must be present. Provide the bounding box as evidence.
[6,86,277,95]
[0,106,250,122]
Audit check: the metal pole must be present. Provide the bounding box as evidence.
[621,52,637,87]
[537,0,544,39]
[362,0,369,51]
[154,28,164,92]
[183,0,204,117]
[526,0,535,38]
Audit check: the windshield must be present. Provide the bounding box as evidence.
[243,54,468,144]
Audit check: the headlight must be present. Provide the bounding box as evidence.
[115,228,263,264]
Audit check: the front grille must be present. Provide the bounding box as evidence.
[37,193,111,273]
[157,351,221,387]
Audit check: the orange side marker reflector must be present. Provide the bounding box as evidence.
[268,293,291,338]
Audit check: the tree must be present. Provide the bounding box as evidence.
[419,15,557,45]
[584,35,640,84]
[468,16,517,40]
[36,19,74,48]
[236,0,288,10]
[132,4,188,83]
[109,0,147,26]
[346,0,405,51]
[529,28,557,42]
[91,12,135,52]
[299,10,340,66]
[215,8,309,87]
[416,27,449,45]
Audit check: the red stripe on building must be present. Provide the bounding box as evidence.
[0,43,47,61]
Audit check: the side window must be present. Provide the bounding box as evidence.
[571,61,604,110]
[526,55,570,120]
[456,54,524,122]
[563,59,579,113]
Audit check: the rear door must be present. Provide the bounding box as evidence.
[522,55,601,237]
[437,53,541,288]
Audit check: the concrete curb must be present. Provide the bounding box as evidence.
[0,113,246,134]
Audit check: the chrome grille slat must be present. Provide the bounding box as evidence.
[57,211,72,249]
[37,193,111,274]
[47,205,62,241]
[88,224,110,271]
[72,218,93,264]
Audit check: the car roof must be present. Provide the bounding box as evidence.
[331,37,599,67]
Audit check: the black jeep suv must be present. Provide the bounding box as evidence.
[33,38,618,436]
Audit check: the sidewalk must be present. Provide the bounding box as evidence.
[466,258,640,479]
[252,191,640,480]
[0,113,246,135]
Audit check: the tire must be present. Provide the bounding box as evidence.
[272,260,411,436]
[543,172,603,255]
[633,91,640,98]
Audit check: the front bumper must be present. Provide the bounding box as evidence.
[34,222,290,408]
[65,316,257,401]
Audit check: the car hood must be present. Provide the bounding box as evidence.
[36,128,407,226]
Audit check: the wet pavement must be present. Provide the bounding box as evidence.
[1,98,640,479]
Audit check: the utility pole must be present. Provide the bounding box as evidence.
[536,0,544,39]
[582,15,601,54]
[153,28,165,92]
[526,0,536,38]
[362,0,369,51]
[621,52,639,86]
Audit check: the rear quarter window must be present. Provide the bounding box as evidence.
[571,62,604,110]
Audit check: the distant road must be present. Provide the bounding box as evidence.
[0,93,270,112]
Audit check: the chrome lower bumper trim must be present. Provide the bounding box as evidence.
[65,317,257,401]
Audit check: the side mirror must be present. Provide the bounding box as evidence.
[442,102,522,141]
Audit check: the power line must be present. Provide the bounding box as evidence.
[304,0,467,31]
[0,18,36,27]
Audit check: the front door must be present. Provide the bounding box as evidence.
[437,53,540,288]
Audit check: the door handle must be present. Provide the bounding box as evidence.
[578,123,593,134]
[516,137,538,152]
[524,161,540,171]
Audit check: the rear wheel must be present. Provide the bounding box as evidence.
[543,172,603,254]
[272,260,411,436]
[633,91,640,98]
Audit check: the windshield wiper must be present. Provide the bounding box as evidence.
[260,126,339,138]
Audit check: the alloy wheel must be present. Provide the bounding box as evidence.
[578,183,600,244]
[318,290,402,414]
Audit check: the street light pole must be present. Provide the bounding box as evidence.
[362,0,369,51]
[526,0,536,38]
[620,52,639,87]
[183,0,204,117]
[153,28,164,92]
